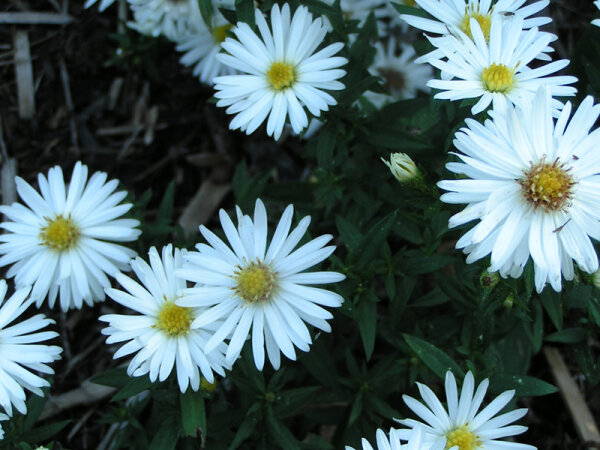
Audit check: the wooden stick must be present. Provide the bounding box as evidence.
[0,12,73,25]
[13,30,35,120]
[544,346,600,448]
[178,179,231,234]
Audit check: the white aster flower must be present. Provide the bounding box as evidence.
[213,3,348,140]
[438,87,600,293]
[365,37,431,108]
[100,245,231,392]
[425,15,576,115]
[0,162,140,311]
[594,1,600,27]
[127,0,202,42]
[397,371,535,450]
[176,11,238,84]
[347,426,442,450]
[0,281,62,416]
[175,199,345,371]
[84,0,117,12]
[400,0,551,45]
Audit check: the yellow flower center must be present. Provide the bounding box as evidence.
[155,301,193,337]
[481,63,514,93]
[40,215,80,251]
[519,160,575,211]
[460,10,492,41]
[234,261,277,304]
[213,24,231,44]
[445,426,482,450]
[267,62,296,91]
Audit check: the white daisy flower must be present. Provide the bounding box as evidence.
[176,10,238,84]
[127,0,202,42]
[439,87,600,292]
[593,1,600,27]
[84,0,117,12]
[213,3,348,140]
[365,37,432,108]
[0,281,62,416]
[0,162,140,311]
[175,199,345,371]
[425,15,576,115]
[400,0,551,41]
[347,426,443,450]
[401,0,555,64]
[100,245,231,393]
[396,371,535,450]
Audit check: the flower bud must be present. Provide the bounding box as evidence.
[382,153,420,183]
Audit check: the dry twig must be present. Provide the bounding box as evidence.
[544,346,600,449]
[13,30,35,119]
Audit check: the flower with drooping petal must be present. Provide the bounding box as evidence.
[396,371,535,450]
[213,3,348,140]
[0,162,140,311]
[365,37,431,108]
[127,0,202,42]
[438,86,600,292]
[176,199,346,371]
[0,281,62,416]
[100,245,231,392]
[424,15,576,115]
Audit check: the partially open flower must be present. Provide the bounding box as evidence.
[382,153,420,184]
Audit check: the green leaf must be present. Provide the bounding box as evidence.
[573,344,600,385]
[299,339,338,388]
[401,251,456,275]
[149,420,179,450]
[228,403,261,450]
[180,390,206,437]
[21,420,71,444]
[404,334,464,379]
[335,215,363,255]
[156,180,175,225]
[197,0,213,28]
[489,373,558,397]
[111,375,155,402]
[265,409,301,450]
[316,126,336,168]
[357,293,377,360]
[235,0,255,28]
[539,290,563,330]
[355,210,398,272]
[90,367,130,389]
[391,2,430,18]
[232,162,271,212]
[348,391,363,425]
[545,327,586,344]
[22,393,47,430]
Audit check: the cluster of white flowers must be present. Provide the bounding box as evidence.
[351,370,534,450]
[398,0,600,293]
[0,161,345,432]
